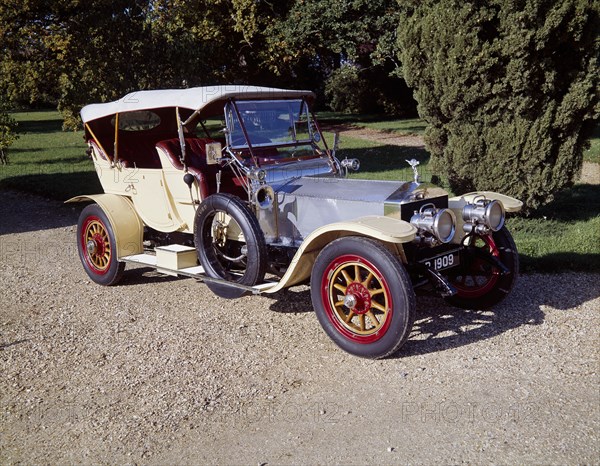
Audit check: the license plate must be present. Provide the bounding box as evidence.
[420,250,460,271]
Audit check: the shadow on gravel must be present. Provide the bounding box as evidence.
[0,190,79,235]
[119,267,182,286]
[0,172,102,208]
[399,297,545,358]
[399,273,599,358]
[266,274,599,358]
[267,288,313,314]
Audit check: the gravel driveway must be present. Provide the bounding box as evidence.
[1,190,598,464]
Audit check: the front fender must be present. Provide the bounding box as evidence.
[262,216,416,293]
[449,191,523,213]
[66,194,144,258]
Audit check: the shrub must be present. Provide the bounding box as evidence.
[398,0,600,210]
[325,65,377,114]
[0,100,19,164]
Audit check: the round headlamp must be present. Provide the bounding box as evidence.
[253,184,275,209]
[410,204,456,245]
[434,208,457,242]
[249,168,267,181]
[462,198,505,233]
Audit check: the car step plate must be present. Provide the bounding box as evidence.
[120,253,278,293]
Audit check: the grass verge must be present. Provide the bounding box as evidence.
[506,185,600,272]
[0,111,101,199]
[584,123,600,163]
[318,112,426,136]
[336,135,431,182]
[2,110,599,273]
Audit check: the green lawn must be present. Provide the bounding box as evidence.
[356,118,427,136]
[584,123,600,163]
[0,111,101,199]
[333,134,432,183]
[318,112,427,136]
[2,110,599,273]
[507,185,600,272]
[320,112,600,163]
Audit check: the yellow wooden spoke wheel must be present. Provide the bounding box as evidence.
[83,219,111,271]
[311,236,416,359]
[328,260,390,337]
[77,204,124,286]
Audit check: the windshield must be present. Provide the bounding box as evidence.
[225,99,316,149]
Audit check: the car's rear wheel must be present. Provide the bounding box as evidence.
[445,227,518,309]
[194,193,267,299]
[310,236,416,359]
[77,204,125,286]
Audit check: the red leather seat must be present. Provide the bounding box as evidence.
[156,138,245,199]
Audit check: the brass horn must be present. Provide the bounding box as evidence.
[254,185,275,209]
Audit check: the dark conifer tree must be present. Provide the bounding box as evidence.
[398,0,599,210]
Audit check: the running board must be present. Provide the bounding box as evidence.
[120,251,278,295]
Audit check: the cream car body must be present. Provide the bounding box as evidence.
[69,85,522,358]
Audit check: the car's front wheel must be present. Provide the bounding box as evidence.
[445,227,519,309]
[310,236,416,359]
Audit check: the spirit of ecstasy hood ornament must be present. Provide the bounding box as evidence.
[406,158,420,184]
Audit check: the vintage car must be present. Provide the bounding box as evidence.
[68,85,522,358]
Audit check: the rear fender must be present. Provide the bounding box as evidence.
[66,194,144,258]
[264,216,416,293]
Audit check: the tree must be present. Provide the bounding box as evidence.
[0,0,157,127]
[266,0,415,114]
[398,0,600,210]
[0,0,420,127]
[0,0,271,129]
[325,65,374,114]
[0,99,19,165]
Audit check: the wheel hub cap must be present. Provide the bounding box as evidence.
[343,294,357,309]
[88,233,106,257]
[345,282,372,315]
[86,239,97,255]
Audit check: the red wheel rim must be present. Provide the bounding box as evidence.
[321,254,393,344]
[451,234,500,298]
[80,216,111,275]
